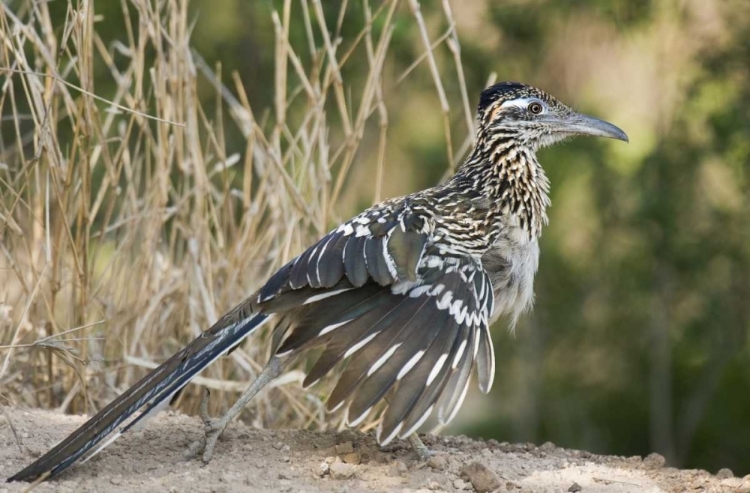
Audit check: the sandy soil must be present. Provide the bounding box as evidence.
[1,409,747,493]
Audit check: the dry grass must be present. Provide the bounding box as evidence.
[0,0,474,434]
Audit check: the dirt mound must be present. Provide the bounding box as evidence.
[1,409,744,492]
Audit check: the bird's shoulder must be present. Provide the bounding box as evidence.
[255,192,493,307]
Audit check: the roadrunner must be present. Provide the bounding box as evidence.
[9,82,627,482]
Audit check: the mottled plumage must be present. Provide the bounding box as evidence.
[9,82,627,483]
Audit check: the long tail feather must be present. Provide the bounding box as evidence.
[7,311,269,483]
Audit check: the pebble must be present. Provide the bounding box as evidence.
[329,460,357,480]
[453,478,469,490]
[426,454,448,470]
[740,475,750,493]
[540,441,556,452]
[716,468,734,479]
[335,441,354,455]
[568,482,582,492]
[460,462,501,493]
[721,478,744,489]
[341,452,361,464]
[643,452,666,469]
[388,460,408,477]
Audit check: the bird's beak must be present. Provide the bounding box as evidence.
[551,113,629,142]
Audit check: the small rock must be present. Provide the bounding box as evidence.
[460,462,501,493]
[341,452,361,464]
[643,452,666,469]
[453,478,469,490]
[739,475,750,493]
[426,454,448,470]
[716,468,734,479]
[721,478,743,489]
[110,477,122,485]
[540,441,556,452]
[388,460,408,477]
[335,441,354,455]
[329,460,357,480]
[426,480,441,490]
[273,441,285,450]
[568,482,582,492]
[317,461,330,477]
[505,481,518,490]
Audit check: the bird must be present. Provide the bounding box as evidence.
[8,82,627,483]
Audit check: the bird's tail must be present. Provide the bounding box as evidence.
[8,310,270,483]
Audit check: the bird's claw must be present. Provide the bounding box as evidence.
[200,419,225,463]
[408,433,434,461]
[183,389,227,464]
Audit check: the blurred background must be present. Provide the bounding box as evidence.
[1,0,748,477]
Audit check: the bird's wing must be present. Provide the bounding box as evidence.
[8,200,497,482]
[254,201,497,445]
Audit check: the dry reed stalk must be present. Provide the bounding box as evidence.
[0,0,472,433]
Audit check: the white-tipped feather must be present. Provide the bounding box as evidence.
[452,339,467,369]
[313,237,332,284]
[382,235,400,279]
[426,353,448,386]
[397,350,425,380]
[343,331,379,359]
[440,377,471,425]
[480,330,496,392]
[128,386,181,433]
[328,400,346,414]
[302,377,320,389]
[400,404,434,439]
[378,421,403,446]
[80,432,121,465]
[318,318,354,336]
[367,343,402,377]
[303,288,353,305]
[347,406,372,427]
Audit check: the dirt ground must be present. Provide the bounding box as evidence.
[1,409,747,493]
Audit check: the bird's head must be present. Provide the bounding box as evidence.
[477,82,628,150]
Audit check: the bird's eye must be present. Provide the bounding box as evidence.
[528,101,544,115]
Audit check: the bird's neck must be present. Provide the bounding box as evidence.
[452,135,551,240]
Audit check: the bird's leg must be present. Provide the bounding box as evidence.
[407,433,433,461]
[186,356,288,463]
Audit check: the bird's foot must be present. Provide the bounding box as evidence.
[408,433,434,461]
[184,389,228,464]
[184,357,289,464]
